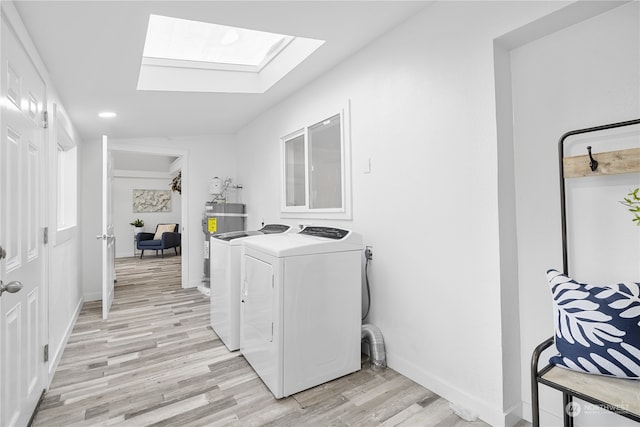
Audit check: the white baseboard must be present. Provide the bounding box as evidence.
[47,296,84,384]
[387,351,513,427]
[83,292,102,302]
[504,402,523,426]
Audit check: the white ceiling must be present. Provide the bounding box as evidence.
[13,1,429,142]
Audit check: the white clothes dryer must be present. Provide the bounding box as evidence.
[210,224,293,351]
[240,226,363,398]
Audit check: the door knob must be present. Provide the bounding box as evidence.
[0,245,6,260]
[0,280,23,296]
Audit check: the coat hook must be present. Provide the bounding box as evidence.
[587,146,598,171]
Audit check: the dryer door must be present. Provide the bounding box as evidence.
[241,254,282,397]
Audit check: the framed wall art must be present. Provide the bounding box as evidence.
[132,189,172,213]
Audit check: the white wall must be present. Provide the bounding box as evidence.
[112,151,175,171]
[234,2,571,425]
[48,225,82,373]
[48,100,84,376]
[113,174,181,258]
[80,135,237,300]
[511,2,640,426]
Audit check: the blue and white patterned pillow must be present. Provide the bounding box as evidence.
[547,269,640,379]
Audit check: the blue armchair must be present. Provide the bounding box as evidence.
[136,223,181,258]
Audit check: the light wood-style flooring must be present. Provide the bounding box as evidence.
[32,255,492,426]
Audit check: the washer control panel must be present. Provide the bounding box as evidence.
[259,224,291,234]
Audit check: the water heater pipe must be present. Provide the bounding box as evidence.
[361,323,386,369]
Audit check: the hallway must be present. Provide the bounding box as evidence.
[33,256,489,426]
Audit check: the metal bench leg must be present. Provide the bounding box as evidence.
[532,379,540,427]
[563,393,574,427]
[531,337,553,427]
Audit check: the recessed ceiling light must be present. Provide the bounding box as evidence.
[98,112,117,118]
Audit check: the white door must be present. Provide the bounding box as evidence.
[100,135,115,320]
[0,17,47,427]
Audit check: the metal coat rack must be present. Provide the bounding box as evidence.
[531,118,640,427]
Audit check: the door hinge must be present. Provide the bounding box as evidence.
[43,227,48,245]
[43,110,48,129]
[44,344,49,362]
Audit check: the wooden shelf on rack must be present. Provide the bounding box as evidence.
[563,147,640,178]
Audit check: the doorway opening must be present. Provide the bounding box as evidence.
[108,144,189,290]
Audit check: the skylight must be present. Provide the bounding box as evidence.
[143,15,294,71]
[137,15,325,93]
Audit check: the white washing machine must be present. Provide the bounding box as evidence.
[210,224,293,351]
[240,226,363,398]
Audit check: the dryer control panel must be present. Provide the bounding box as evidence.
[299,226,349,240]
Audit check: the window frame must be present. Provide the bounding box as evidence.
[280,101,352,220]
[282,129,307,209]
[55,118,77,244]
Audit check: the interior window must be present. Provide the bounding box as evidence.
[284,133,306,207]
[281,104,351,219]
[309,114,342,209]
[57,127,77,230]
